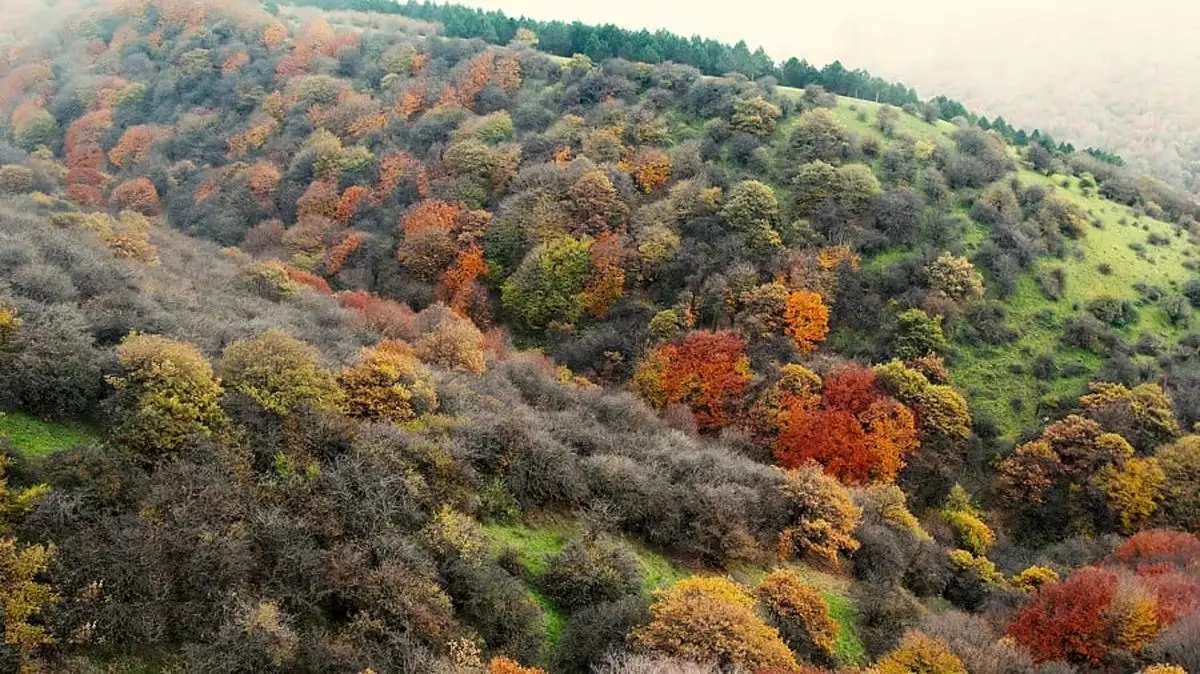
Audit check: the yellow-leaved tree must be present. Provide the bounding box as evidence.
[219,330,344,416]
[0,452,57,673]
[339,340,437,422]
[877,631,967,674]
[110,333,228,458]
[632,576,798,671]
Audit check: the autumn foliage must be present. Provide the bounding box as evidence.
[108,125,159,166]
[438,50,521,110]
[218,330,344,416]
[437,245,488,314]
[771,365,919,484]
[1109,529,1200,625]
[776,462,862,564]
[488,656,544,674]
[413,309,487,374]
[378,151,428,199]
[633,576,799,671]
[109,177,161,215]
[628,147,671,192]
[110,333,228,458]
[1008,533,1200,668]
[996,411,1165,535]
[340,291,417,339]
[632,330,752,432]
[877,631,967,674]
[9,3,1200,670]
[783,290,830,353]
[1008,566,1120,665]
[582,231,627,319]
[247,161,282,204]
[755,568,839,662]
[335,185,372,224]
[338,340,438,422]
[296,178,340,220]
[324,231,363,277]
[1112,529,1200,572]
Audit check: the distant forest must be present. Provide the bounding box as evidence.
[282,0,1122,165]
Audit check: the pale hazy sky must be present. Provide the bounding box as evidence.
[449,0,1197,101]
[452,0,927,68]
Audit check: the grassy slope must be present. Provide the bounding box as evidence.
[484,517,866,666]
[0,412,98,458]
[774,89,1200,438]
[955,171,1196,438]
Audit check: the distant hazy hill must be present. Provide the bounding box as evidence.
[448,0,1200,191]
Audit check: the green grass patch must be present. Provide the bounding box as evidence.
[527,585,564,655]
[483,522,569,659]
[485,521,571,577]
[823,590,867,666]
[0,411,98,458]
[634,543,686,592]
[862,246,910,272]
[484,518,687,593]
[767,85,1200,441]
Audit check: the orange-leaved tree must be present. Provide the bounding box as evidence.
[755,568,839,663]
[109,177,161,215]
[632,330,753,433]
[108,125,159,167]
[1007,566,1119,665]
[246,160,281,205]
[488,656,544,674]
[783,289,829,353]
[340,291,416,339]
[776,462,862,565]
[397,199,463,281]
[771,365,918,484]
[437,245,488,316]
[323,231,363,277]
[628,147,671,193]
[1109,530,1200,625]
[582,231,628,319]
[296,178,340,220]
[335,185,372,224]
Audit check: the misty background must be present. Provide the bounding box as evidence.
[453,0,1200,191]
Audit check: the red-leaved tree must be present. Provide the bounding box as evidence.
[1007,566,1118,666]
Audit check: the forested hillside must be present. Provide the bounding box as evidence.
[395,0,1200,194]
[0,0,1198,672]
